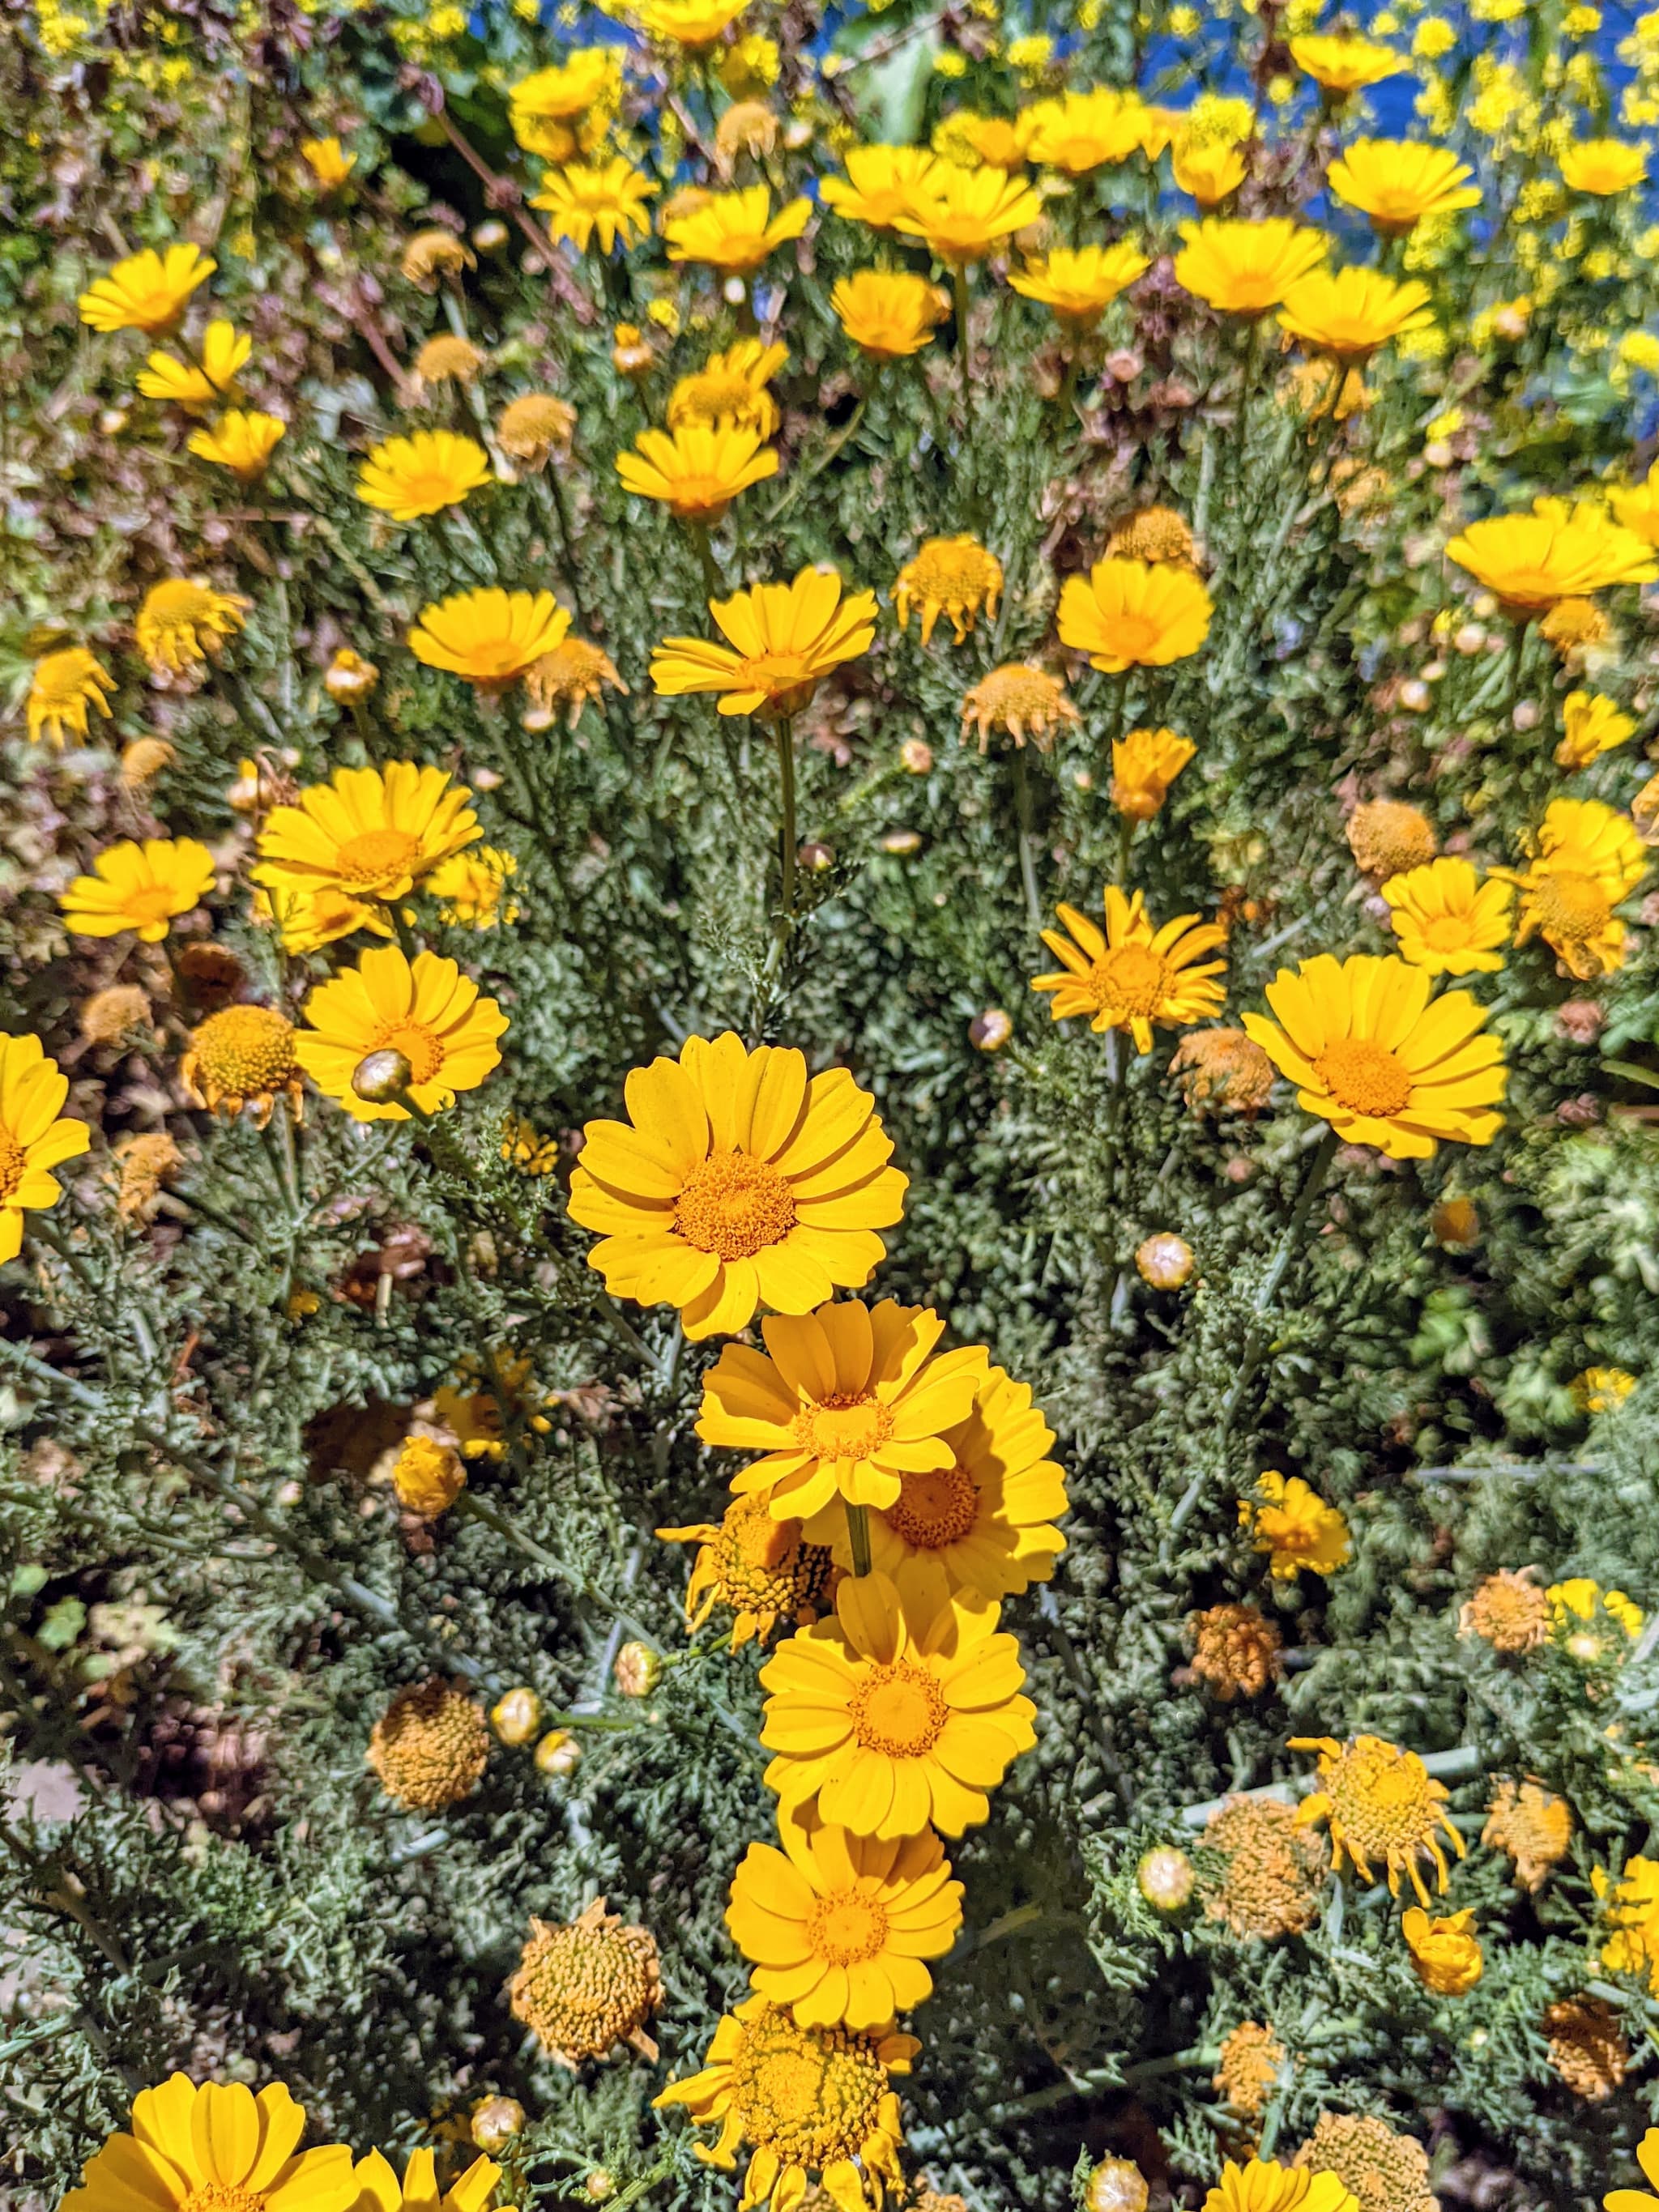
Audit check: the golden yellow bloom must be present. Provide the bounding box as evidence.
[25,646,114,748]
[420,846,516,930]
[1201,1795,1328,1939]
[1202,2162,1357,2212]
[414,334,484,387]
[407,588,571,689]
[568,1031,905,1340]
[1023,86,1149,173]
[1446,501,1659,613]
[664,183,812,273]
[700,1298,983,1522]
[1557,689,1636,768]
[1542,596,1611,649]
[78,243,215,333]
[820,146,941,232]
[633,0,747,43]
[497,392,576,464]
[1550,1575,1644,1649]
[501,1115,560,1176]
[391,1434,467,1516]
[526,636,628,726]
[1482,1777,1572,1890]
[1172,135,1249,206]
[61,837,214,944]
[1034,886,1226,1051]
[1189,1603,1285,1699]
[1572,1368,1640,1415]
[433,1351,550,1460]
[1327,140,1480,232]
[1381,857,1512,977]
[1459,1568,1548,1652]
[653,1997,912,2212]
[893,535,1003,646]
[759,1562,1036,1838]
[300,135,356,190]
[952,111,1034,168]
[0,1035,91,1264]
[181,1005,302,1127]
[508,49,620,155]
[401,230,473,287]
[509,1899,662,2065]
[134,318,249,411]
[1290,33,1405,93]
[1610,462,1659,545]
[255,882,389,956]
[186,407,286,479]
[1545,1995,1628,2102]
[1291,1732,1465,1904]
[1058,556,1213,671]
[134,577,249,674]
[715,100,779,172]
[1009,241,1149,326]
[615,421,778,522]
[1111,727,1195,820]
[1294,2116,1435,2212]
[1561,138,1648,194]
[367,1678,489,1810]
[1170,1027,1276,1115]
[657,1493,837,1648]
[255,761,480,908]
[1212,2027,1286,2121]
[1347,799,1435,880]
[727,1805,963,2028]
[1174,218,1329,315]
[1277,267,1435,360]
[1505,795,1646,978]
[532,158,659,254]
[1243,951,1507,1159]
[356,428,492,521]
[1596,1856,1659,1988]
[60,2076,354,2212]
[895,161,1044,263]
[1107,506,1197,565]
[296,946,506,1123]
[959,663,1080,751]
[651,567,877,718]
[669,339,787,438]
[1240,1470,1351,1579]
[347,2148,498,2212]
[831,270,951,357]
[1401,1906,1482,1994]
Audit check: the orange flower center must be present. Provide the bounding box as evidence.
[335,827,422,891]
[806,1887,891,1965]
[0,1126,26,1200]
[369,1021,446,1085]
[850,1658,949,1756]
[180,2188,267,2212]
[794,1392,893,1462]
[1313,1038,1412,1118]
[732,653,817,710]
[1104,612,1170,658]
[673,1151,796,1259]
[886,1460,979,1549]
[1088,943,1175,1017]
[1533,870,1610,940]
[125,884,183,925]
[668,474,738,517]
[1422,913,1475,951]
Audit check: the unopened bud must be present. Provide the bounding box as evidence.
[535,1728,582,1776]
[352,1048,413,1103]
[1135,1233,1194,1289]
[970,1008,1012,1052]
[470,2095,526,2151]
[798,841,834,872]
[1085,2159,1149,2212]
[325,647,380,702]
[900,738,933,774]
[1136,1844,1193,1912]
[473,219,510,252]
[491,1686,542,1745]
[880,829,922,855]
[99,407,129,436]
[614,1641,661,1697]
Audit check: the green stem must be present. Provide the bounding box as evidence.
[1010,744,1043,932]
[689,520,724,607]
[952,261,975,449]
[761,713,798,985]
[845,1500,872,1577]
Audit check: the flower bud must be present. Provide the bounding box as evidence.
[473,219,510,253]
[535,1727,582,1776]
[881,829,922,855]
[352,1048,413,1103]
[970,1008,1013,1052]
[1085,2159,1149,2212]
[614,1641,661,1697]
[1136,1844,1194,1911]
[325,646,380,702]
[901,738,933,774]
[798,841,834,872]
[491,1687,542,1745]
[470,2095,526,2151]
[1136,1233,1194,1289]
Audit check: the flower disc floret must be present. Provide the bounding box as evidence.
[366,1678,489,1810]
[509,1899,663,2065]
[1291,1732,1465,1904]
[181,1005,302,1126]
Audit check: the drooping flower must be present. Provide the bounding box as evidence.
[633,0,748,45]
[61,837,215,943]
[895,162,1044,265]
[78,243,215,334]
[300,135,356,190]
[1174,218,1329,316]
[1482,1777,1572,1890]
[355,428,492,520]
[60,2076,355,2212]
[531,158,659,253]
[296,947,505,1123]
[1111,727,1196,820]
[1291,1732,1465,1905]
[1277,268,1435,360]
[699,1298,984,1523]
[1107,506,1198,565]
[186,407,286,479]
[567,1031,906,1340]
[345,2148,500,2212]
[1240,1471,1351,1580]
[653,1997,913,2212]
[668,339,788,438]
[758,1561,1036,1838]
[831,270,951,357]
[1008,242,1149,326]
[0,1035,91,1264]
[497,392,577,466]
[25,647,115,748]
[664,184,812,273]
[1201,2162,1357,2212]
[1445,501,1659,614]
[650,568,877,718]
[413,334,484,388]
[407,589,571,689]
[1211,2027,1287,2121]
[1401,1906,1482,1994]
[1556,690,1637,769]
[181,1006,304,1127]
[1032,886,1226,1052]
[134,578,250,674]
[526,636,628,727]
[1200,1795,1328,1940]
[1560,138,1648,194]
[1380,858,1512,976]
[509,1899,663,2065]
[1188,1602,1286,1700]
[1023,86,1149,173]
[1327,140,1481,232]
[400,230,473,287]
[254,761,480,909]
[366,1678,489,1809]
[1242,951,1507,1159]
[615,421,778,522]
[1169,1027,1276,1115]
[959,663,1081,751]
[893,535,1003,645]
[820,146,940,233]
[1289,32,1405,94]
[1546,1996,1628,2103]
[726,1805,964,2028]
[1057,557,1213,670]
[656,1493,837,1648]
[135,318,249,410]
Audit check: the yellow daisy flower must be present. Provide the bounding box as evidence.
[893,535,1003,645]
[668,339,788,438]
[254,881,390,956]
[1327,140,1481,233]
[0,1034,91,1264]
[1561,138,1648,194]
[61,2077,354,2212]
[427,846,518,929]
[186,407,286,479]
[1243,951,1507,1159]
[1277,267,1435,360]
[830,270,952,357]
[727,1805,964,2029]
[1501,795,1647,979]
[526,635,629,727]
[1008,241,1149,326]
[1556,689,1637,769]
[300,135,356,190]
[1239,1470,1352,1580]
[134,578,249,674]
[496,392,577,466]
[615,421,778,522]
[355,428,492,521]
[1607,2129,1659,2212]
[1446,500,1658,614]
[1111,726,1195,820]
[348,2150,497,2212]
[1033,886,1227,1052]
[1289,33,1405,95]
[1380,857,1513,976]
[1291,1732,1466,1904]
[894,161,1045,264]
[1203,2161,1358,2212]
[1057,556,1213,670]
[25,647,115,748]
[819,146,941,233]
[1595,1858,1659,1992]
[180,1005,304,1127]
[60,837,215,943]
[254,761,478,911]
[508,49,620,155]
[633,0,748,45]
[78,243,215,334]
[1175,217,1329,315]
[1172,136,1250,207]
[650,567,877,718]
[531,157,658,253]
[296,945,507,1123]
[568,1032,906,1340]
[135,318,250,411]
[1023,86,1149,173]
[656,1493,837,1649]
[1610,463,1659,546]
[663,184,812,273]
[407,588,570,689]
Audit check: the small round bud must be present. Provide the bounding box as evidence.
[99,407,130,436]
[613,1641,661,1698]
[900,738,933,774]
[352,1048,414,1103]
[473,219,510,252]
[798,841,834,872]
[1135,1233,1194,1290]
[970,1008,1013,1052]
[392,1434,467,1517]
[470,2095,526,2151]
[1136,1844,1194,1912]
[1512,699,1541,732]
[522,704,556,734]
[1430,1196,1479,1247]
[1085,2159,1149,2212]
[1397,679,1430,713]
[723,275,746,306]
[491,1686,543,1745]
[585,2174,616,2203]
[535,1727,582,1777]
[1422,440,1454,469]
[880,829,923,855]
[324,646,380,702]
[1073,768,1094,791]
[1453,623,1486,655]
